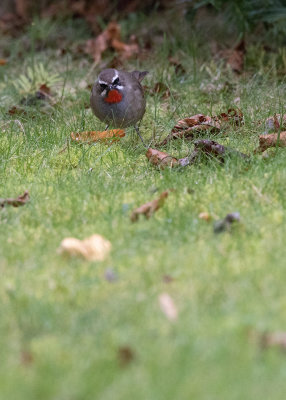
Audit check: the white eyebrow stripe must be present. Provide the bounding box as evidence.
[112,71,119,83]
[99,80,108,85]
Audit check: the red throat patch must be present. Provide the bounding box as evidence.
[104,89,123,104]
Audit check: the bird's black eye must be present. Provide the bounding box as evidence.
[100,83,107,90]
[113,77,119,85]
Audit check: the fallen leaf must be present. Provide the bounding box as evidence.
[118,346,135,366]
[223,40,245,73]
[162,274,174,283]
[146,148,179,168]
[0,59,7,65]
[159,293,178,321]
[199,212,212,221]
[261,332,286,350]
[255,131,286,152]
[159,114,221,146]
[168,56,186,75]
[20,90,51,106]
[111,37,139,59]
[0,191,29,208]
[58,234,111,261]
[264,114,286,133]
[192,139,249,162]
[150,82,171,99]
[71,129,125,144]
[214,212,240,233]
[8,106,27,116]
[218,108,244,126]
[38,84,52,96]
[20,350,34,366]
[85,21,139,63]
[130,191,169,222]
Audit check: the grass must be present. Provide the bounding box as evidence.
[1,12,286,400]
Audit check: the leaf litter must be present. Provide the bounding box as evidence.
[130,190,170,222]
[255,132,286,153]
[213,212,240,233]
[118,346,135,367]
[260,332,286,351]
[159,293,178,321]
[159,108,243,146]
[0,191,29,208]
[147,140,248,169]
[71,129,125,144]
[85,21,139,63]
[264,114,286,134]
[58,234,111,261]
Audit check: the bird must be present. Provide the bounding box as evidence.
[90,68,148,146]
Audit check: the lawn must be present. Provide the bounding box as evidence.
[1,12,286,400]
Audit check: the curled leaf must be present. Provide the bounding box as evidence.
[130,191,169,222]
[255,131,286,152]
[58,234,111,261]
[261,332,286,351]
[159,114,221,146]
[218,108,243,126]
[145,81,171,99]
[199,212,212,221]
[146,148,179,168]
[193,139,249,161]
[168,56,186,75]
[71,129,125,144]
[0,191,29,208]
[118,346,135,367]
[85,21,139,63]
[264,115,286,133]
[8,106,27,116]
[214,212,240,233]
[159,293,178,321]
[222,40,245,73]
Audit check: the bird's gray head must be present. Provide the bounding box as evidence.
[96,69,123,98]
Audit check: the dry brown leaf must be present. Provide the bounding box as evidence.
[145,81,171,99]
[146,148,179,168]
[159,293,178,321]
[162,274,174,283]
[85,21,139,62]
[130,191,169,222]
[159,114,221,146]
[20,350,34,366]
[223,40,245,73]
[0,191,29,208]
[58,234,111,261]
[0,59,7,66]
[38,84,52,96]
[199,212,212,221]
[118,346,135,367]
[265,114,286,133]
[85,21,119,63]
[8,106,27,116]
[255,131,286,152]
[261,332,286,350]
[193,139,248,161]
[71,129,125,144]
[111,37,139,59]
[218,108,244,126]
[15,0,29,20]
[168,56,186,75]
